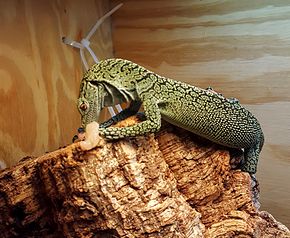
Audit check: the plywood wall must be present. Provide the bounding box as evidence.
[0,0,114,167]
[110,0,290,227]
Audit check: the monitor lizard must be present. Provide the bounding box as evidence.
[77,58,264,174]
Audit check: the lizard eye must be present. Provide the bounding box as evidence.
[80,103,88,111]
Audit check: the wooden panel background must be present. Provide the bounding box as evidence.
[110,0,290,227]
[0,0,113,167]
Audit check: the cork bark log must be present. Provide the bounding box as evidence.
[0,117,289,238]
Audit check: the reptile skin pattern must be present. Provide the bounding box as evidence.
[77,58,264,174]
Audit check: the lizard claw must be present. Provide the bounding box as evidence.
[78,127,85,133]
[72,134,79,142]
[72,127,86,142]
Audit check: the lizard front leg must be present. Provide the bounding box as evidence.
[99,98,161,140]
[100,100,142,128]
[73,101,141,142]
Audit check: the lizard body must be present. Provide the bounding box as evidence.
[77,58,264,174]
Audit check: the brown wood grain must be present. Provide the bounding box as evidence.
[0,0,113,167]
[110,0,290,228]
[1,117,289,237]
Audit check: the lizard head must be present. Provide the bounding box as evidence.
[77,81,104,129]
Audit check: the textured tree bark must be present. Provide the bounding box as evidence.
[0,117,289,238]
